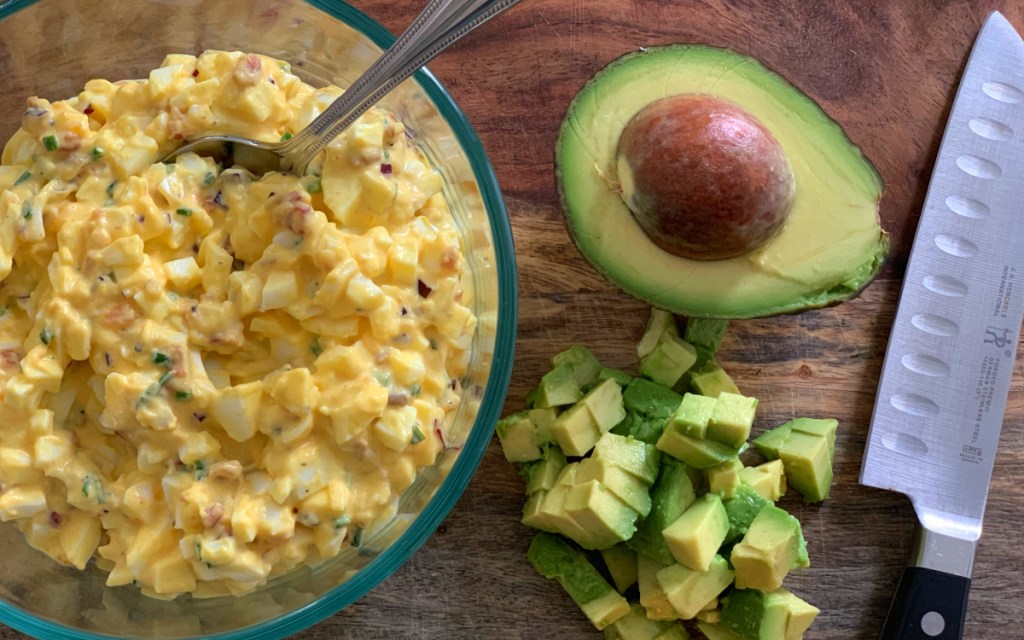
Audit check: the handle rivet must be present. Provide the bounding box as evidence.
[921,611,946,636]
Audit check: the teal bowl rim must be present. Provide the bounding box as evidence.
[0,0,517,638]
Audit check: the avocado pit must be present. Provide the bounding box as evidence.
[616,94,796,261]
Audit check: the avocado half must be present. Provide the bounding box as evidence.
[556,45,889,319]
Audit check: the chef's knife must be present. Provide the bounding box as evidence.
[860,11,1024,640]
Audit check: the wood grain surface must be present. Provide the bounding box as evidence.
[5,1,1024,639]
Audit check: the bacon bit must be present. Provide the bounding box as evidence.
[201,503,224,528]
[380,162,393,175]
[49,511,63,527]
[0,347,23,370]
[270,190,312,234]
[83,104,94,115]
[450,378,458,391]
[192,68,199,78]
[101,301,136,329]
[233,54,263,86]
[400,306,408,316]
[441,246,459,270]
[417,280,432,298]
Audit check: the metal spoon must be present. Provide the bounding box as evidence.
[162,0,523,176]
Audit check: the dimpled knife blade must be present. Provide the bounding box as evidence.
[859,11,1024,640]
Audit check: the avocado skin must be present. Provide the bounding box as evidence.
[555,44,889,319]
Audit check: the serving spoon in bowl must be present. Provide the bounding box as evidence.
[161,0,523,176]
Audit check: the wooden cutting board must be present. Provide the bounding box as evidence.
[5,2,1022,639]
[302,2,1020,639]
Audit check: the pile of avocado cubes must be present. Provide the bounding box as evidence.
[497,310,836,640]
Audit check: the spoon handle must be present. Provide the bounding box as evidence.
[283,0,523,174]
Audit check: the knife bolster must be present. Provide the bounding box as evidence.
[910,517,977,578]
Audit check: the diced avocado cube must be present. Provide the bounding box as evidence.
[599,367,634,387]
[592,432,661,484]
[697,621,745,640]
[657,554,735,620]
[696,600,722,624]
[602,602,685,640]
[522,490,553,532]
[720,587,820,640]
[527,465,592,542]
[739,459,787,501]
[671,393,716,439]
[689,364,741,399]
[529,407,559,447]
[524,447,568,495]
[581,378,628,433]
[599,543,638,594]
[683,318,729,353]
[553,344,604,390]
[786,417,838,461]
[657,428,741,469]
[611,411,666,445]
[778,431,832,502]
[525,384,540,409]
[623,378,684,419]
[578,456,653,517]
[628,457,696,565]
[705,392,758,448]
[527,532,630,630]
[730,505,809,592]
[637,555,677,621]
[706,457,744,499]
[751,424,792,460]
[553,403,602,456]
[640,336,697,389]
[662,493,730,572]
[722,484,771,544]
[536,363,583,408]
[564,480,639,550]
[654,626,691,640]
[637,308,680,359]
[496,411,542,463]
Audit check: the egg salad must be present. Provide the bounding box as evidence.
[0,50,476,598]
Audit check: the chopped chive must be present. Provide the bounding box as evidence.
[280,132,293,141]
[192,460,207,480]
[351,527,364,548]
[106,181,117,197]
[42,135,58,151]
[332,515,352,529]
[176,207,192,217]
[371,370,390,387]
[157,370,175,387]
[194,542,202,561]
[21,202,31,219]
[175,390,192,401]
[409,384,421,397]
[14,171,30,186]
[428,338,438,350]
[151,351,171,366]
[39,327,52,345]
[410,426,425,445]
[107,271,117,283]
[202,171,216,186]
[91,146,104,160]
[310,338,323,357]
[305,179,321,194]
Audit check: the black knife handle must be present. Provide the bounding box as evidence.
[881,567,970,639]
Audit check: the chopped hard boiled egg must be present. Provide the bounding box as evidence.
[0,50,474,599]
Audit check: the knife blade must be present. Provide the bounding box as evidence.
[859,10,1024,640]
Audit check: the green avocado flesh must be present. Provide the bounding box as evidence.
[556,45,888,318]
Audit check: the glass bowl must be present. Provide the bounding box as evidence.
[0,0,517,638]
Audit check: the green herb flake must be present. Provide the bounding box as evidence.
[371,370,390,387]
[175,390,192,401]
[81,476,106,504]
[39,327,52,345]
[280,132,293,141]
[428,338,439,350]
[310,338,323,357]
[14,171,31,186]
[332,515,352,529]
[152,351,171,366]
[202,171,216,187]
[91,146,104,161]
[42,135,59,151]
[410,426,425,445]
[176,207,192,217]
[157,370,175,387]
[351,527,364,548]
[409,384,421,397]
[192,459,207,480]
[106,181,118,197]
[21,202,31,219]
[305,179,321,194]
[107,271,117,283]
